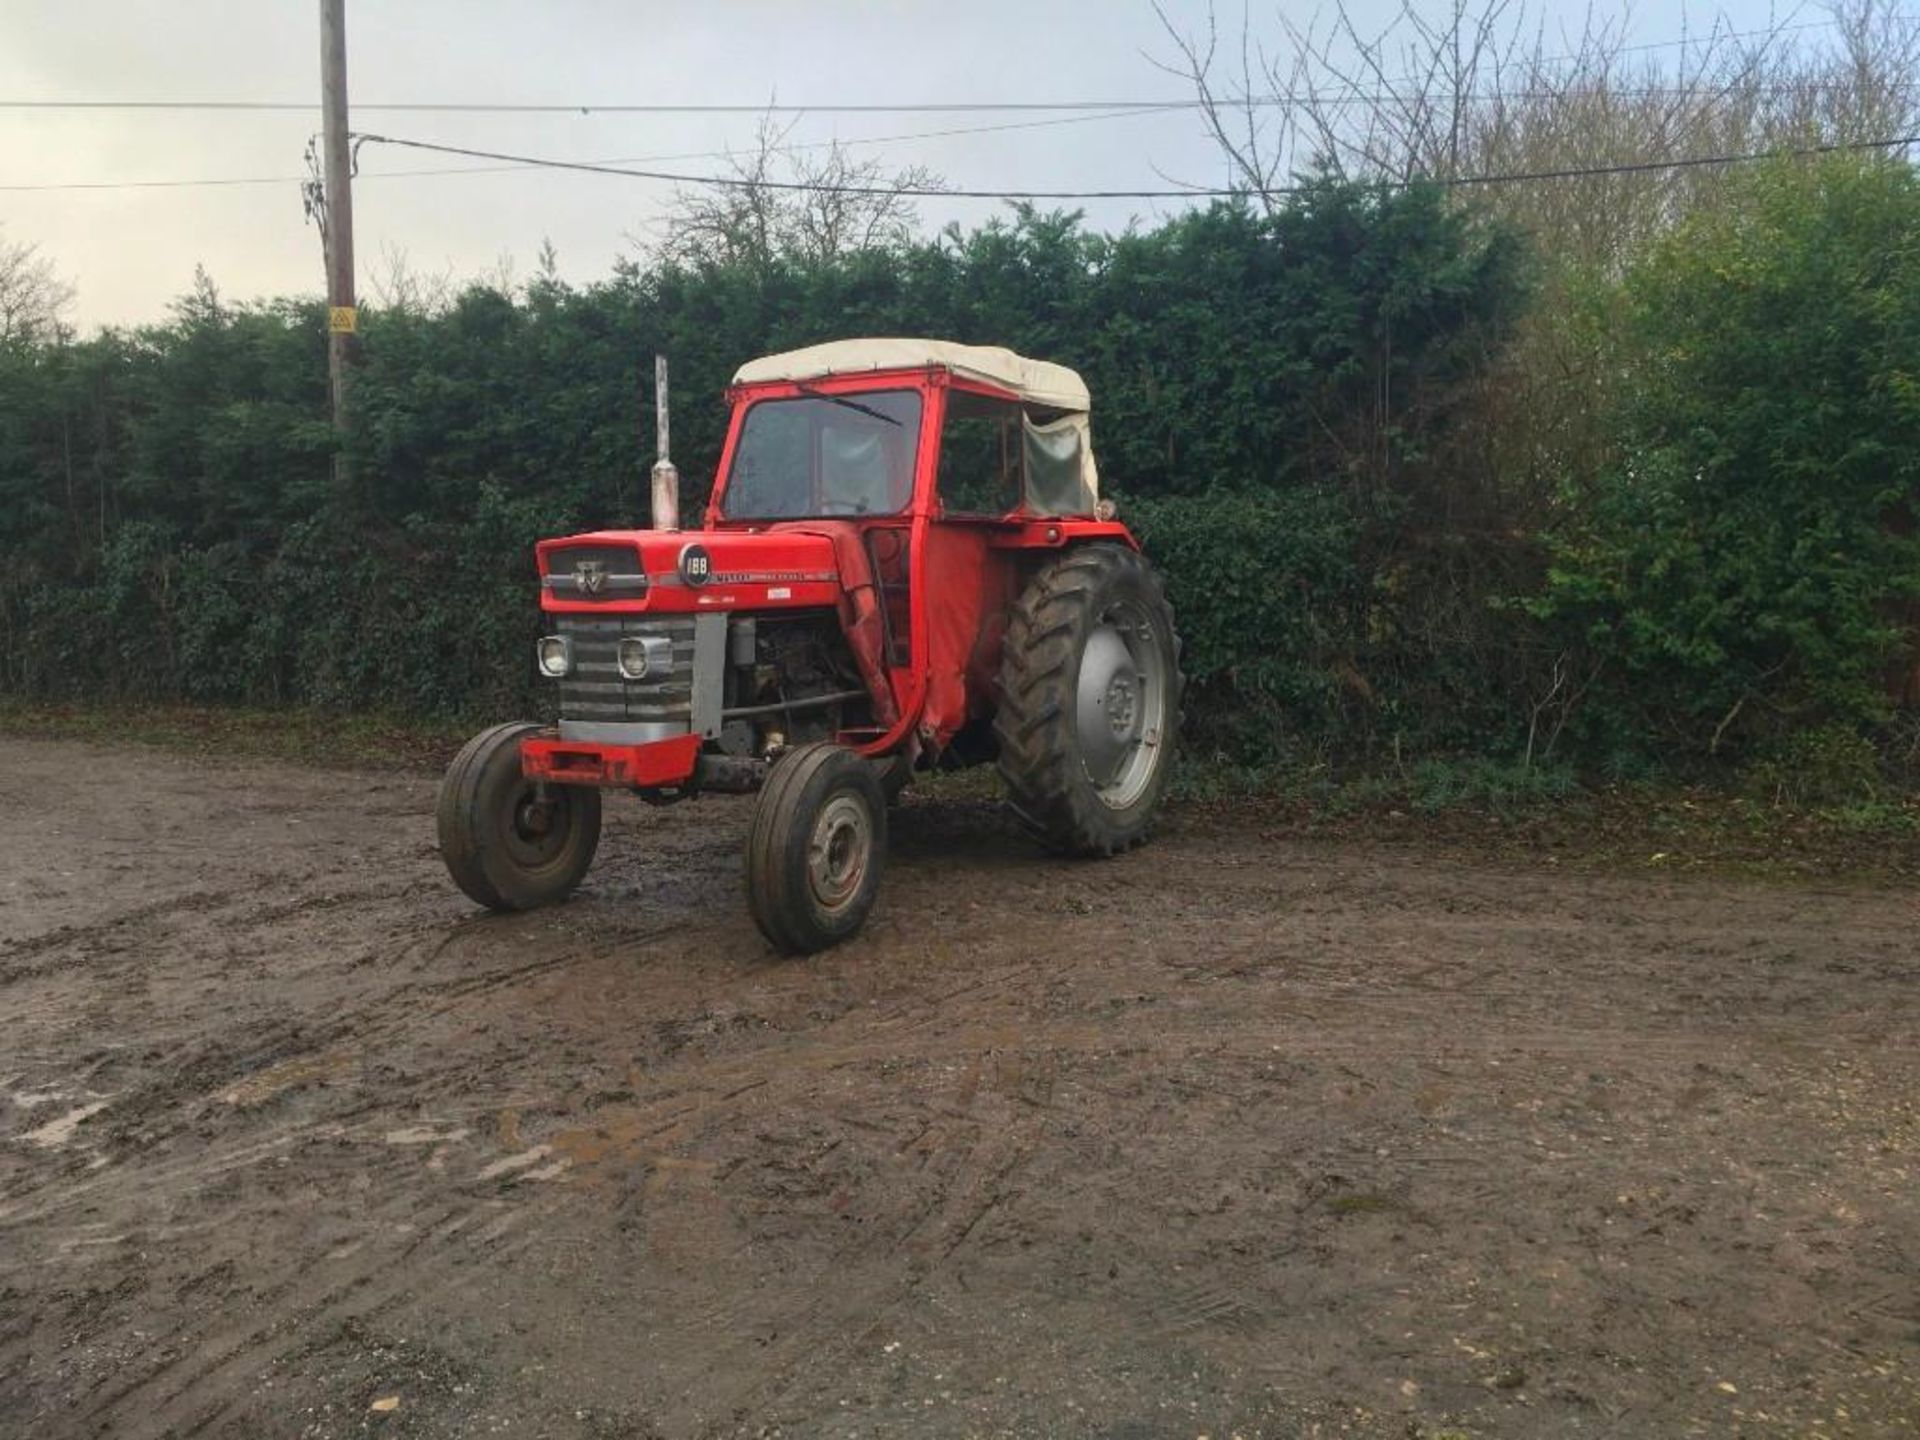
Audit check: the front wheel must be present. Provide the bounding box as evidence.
[745,742,887,954]
[437,722,602,911]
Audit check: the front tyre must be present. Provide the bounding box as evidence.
[995,544,1183,856]
[437,722,602,911]
[745,742,887,954]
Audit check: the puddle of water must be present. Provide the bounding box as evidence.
[383,1125,469,1146]
[21,1101,109,1148]
[219,1052,349,1107]
[7,1089,74,1109]
[476,1144,551,1181]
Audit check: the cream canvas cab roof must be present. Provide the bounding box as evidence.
[732,338,1091,413]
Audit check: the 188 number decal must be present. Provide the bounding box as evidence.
[679,543,712,586]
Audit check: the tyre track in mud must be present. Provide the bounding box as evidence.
[0,746,751,1436]
[2,736,1918,1438]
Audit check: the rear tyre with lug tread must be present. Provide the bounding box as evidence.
[995,543,1183,857]
[746,742,887,954]
[438,721,602,911]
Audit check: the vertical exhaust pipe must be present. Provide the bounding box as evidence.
[650,353,680,532]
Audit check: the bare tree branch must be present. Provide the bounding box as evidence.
[0,227,76,344]
[368,241,455,315]
[1154,0,1920,266]
[653,106,946,269]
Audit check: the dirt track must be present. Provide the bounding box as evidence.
[1,735,1916,1438]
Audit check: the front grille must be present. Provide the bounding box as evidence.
[553,544,642,575]
[544,543,647,599]
[556,615,694,724]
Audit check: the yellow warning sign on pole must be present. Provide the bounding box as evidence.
[328,305,358,334]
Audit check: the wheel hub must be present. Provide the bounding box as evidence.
[504,785,571,866]
[807,794,872,915]
[515,796,555,838]
[1076,624,1147,786]
[1073,606,1167,807]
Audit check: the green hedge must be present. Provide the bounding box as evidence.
[2,164,1914,776]
[1530,157,1920,764]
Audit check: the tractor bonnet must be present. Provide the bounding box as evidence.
[732,338,1100,513]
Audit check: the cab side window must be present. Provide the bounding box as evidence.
[937,392,1023,516]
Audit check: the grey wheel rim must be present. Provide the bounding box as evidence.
[807,793,873,914]
[1074,599,1168,809]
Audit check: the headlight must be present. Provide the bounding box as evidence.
[536,635,571,677]
[617,635,671,680]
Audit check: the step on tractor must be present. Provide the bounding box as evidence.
[438,338,1183,952]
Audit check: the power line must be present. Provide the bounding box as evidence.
[6,8,1914,120]
[1536,12,1866,65]
[1,97,1206,115]
[0,82,1902,116]
[7,11,1915,198]
[350,129,1920,201]
[5,74,1911,129]
[0,171,300,193]
[345,130,1216,199]
[1432,132,1920,187]
[0,104,1192,194]
[8,104,1914,199]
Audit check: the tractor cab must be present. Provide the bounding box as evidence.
[439,340,1182,953]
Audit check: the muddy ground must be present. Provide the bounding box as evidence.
[0,736,1915,1439]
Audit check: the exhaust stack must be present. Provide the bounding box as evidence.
[650,353,680,532]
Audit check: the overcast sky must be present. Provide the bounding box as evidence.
[4,0,1804,331]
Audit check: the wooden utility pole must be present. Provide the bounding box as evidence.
[319,0,356,495]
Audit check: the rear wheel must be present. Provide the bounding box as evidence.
[438,722,602,911]
[995,544,1183,856]
[746,742,887,954]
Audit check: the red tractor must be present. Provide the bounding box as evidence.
[438,339,1182,952]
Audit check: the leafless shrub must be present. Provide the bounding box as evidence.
[368,241,456,315]
[0,226,77,344]
[651,110,945,270]
[1156,0,1919,268]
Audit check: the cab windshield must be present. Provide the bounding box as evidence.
[721,390,922,519]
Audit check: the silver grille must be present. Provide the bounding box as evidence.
[555,615,694,725]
